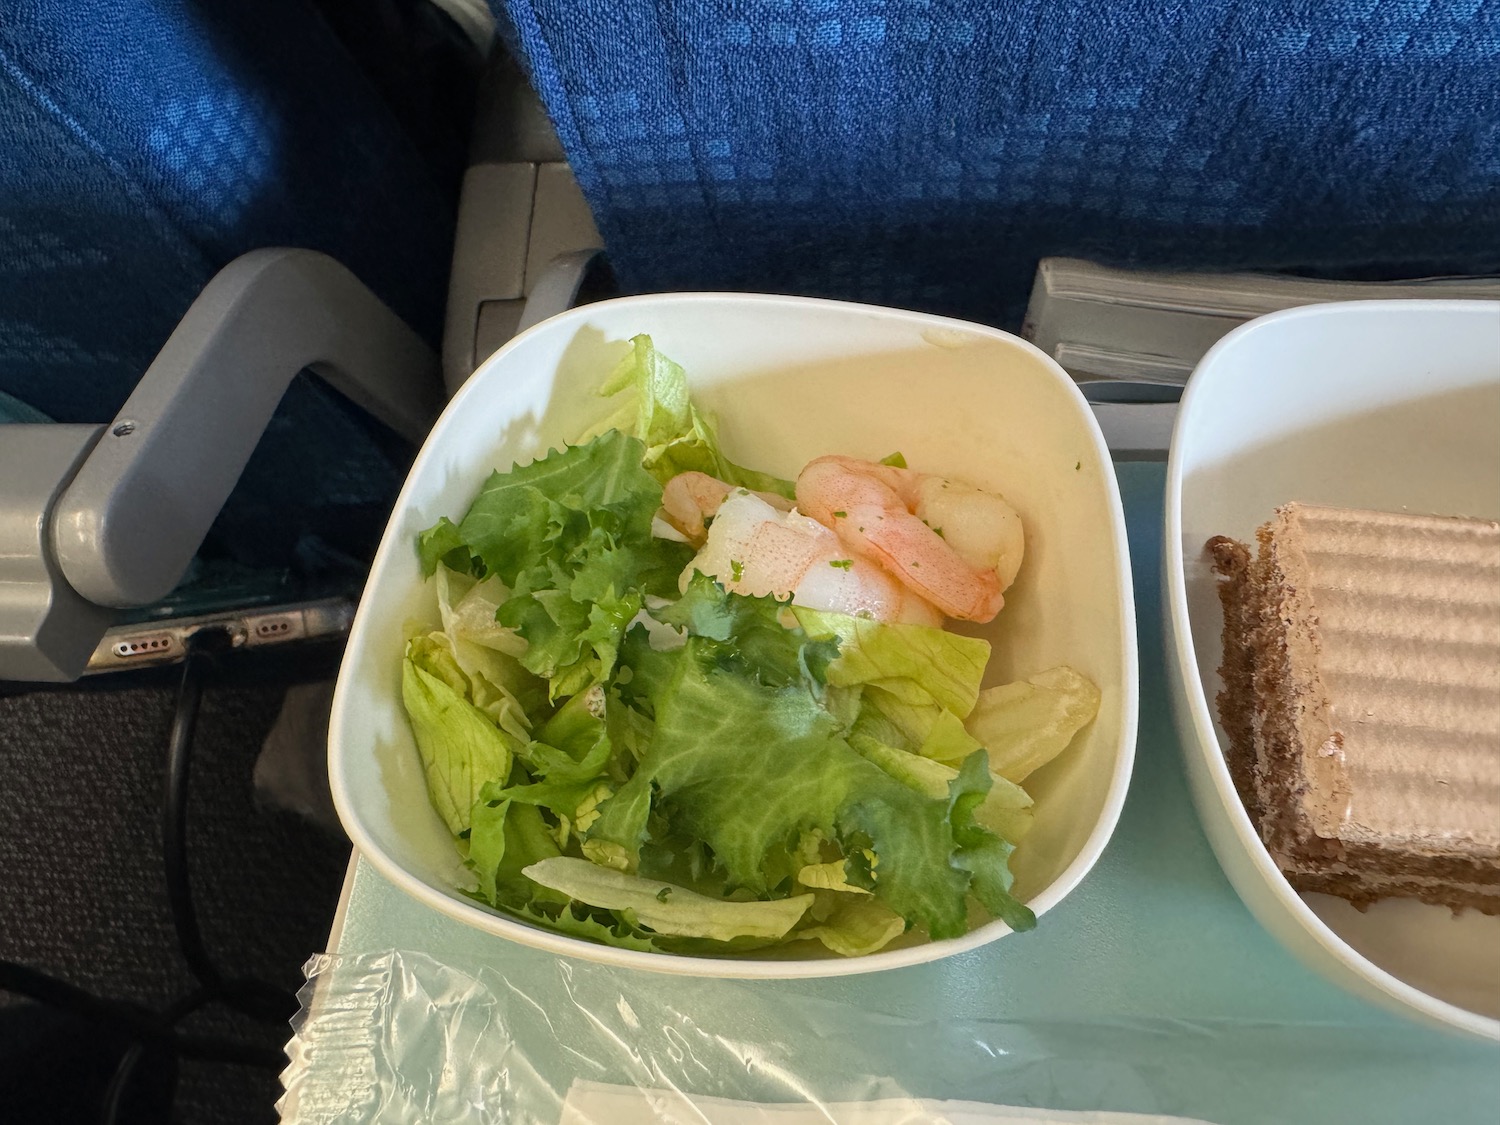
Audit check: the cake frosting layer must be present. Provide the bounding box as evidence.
[1269,503,1500,860]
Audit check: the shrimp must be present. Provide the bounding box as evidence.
[659,470,795,546]
[794,455,1023,623]
[682,490,944,627]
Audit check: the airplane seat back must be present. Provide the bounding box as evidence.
[490,0,1500,326]
[0,0,460,575]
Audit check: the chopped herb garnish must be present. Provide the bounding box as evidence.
[829,559,853,570]
[1074,460,1080,471]
[879,451,907,469]
[656,886,672,902]
[730,559,744,582]
[833,510,847,519]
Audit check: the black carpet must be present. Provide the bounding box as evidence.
[0,646,351,1124]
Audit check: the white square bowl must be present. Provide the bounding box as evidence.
[330,293,1137,977]
[1163,299,1500,1040]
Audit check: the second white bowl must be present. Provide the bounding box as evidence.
[1164,299,1500,1041]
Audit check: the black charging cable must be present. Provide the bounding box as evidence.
[162,633,298,1023]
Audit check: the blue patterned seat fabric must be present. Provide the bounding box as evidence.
[1,0,455,576]
[496,0,1500,327]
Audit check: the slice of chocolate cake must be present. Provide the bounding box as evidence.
[1209,502,1500,913]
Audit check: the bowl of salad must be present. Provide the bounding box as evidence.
[329,294,1138,976]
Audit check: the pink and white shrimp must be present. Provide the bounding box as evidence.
[659,470,795,546]
[794,455,1023,623]
[666,483,944,626]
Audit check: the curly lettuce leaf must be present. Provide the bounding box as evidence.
[416,516,472,577]
[835,757,982,939]
[946,752,1035,932]
[476,686,622,847]
[508,898,664,953]
[644,650,852,893]
[966,665,1101,782]
[416,432,692,700]
[653,572,838,690]
[583,768,654,871]
[455,430,661,583]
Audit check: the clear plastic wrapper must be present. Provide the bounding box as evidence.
[277,950,1495,1124]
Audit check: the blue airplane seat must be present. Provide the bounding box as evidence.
[491,0,1500,327]
[0,0,459,577]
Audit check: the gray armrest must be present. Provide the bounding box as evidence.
[53,249,439,609]
[1,249,439,681]
[0,425,114,681]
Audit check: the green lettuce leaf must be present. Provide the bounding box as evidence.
[434,566,526,660]
[628,640,1013,938]
[421,431,692,700]
[848,731,963,797]
[401,646,518,836]
[612,622,681,718]
[430,567,540,739]
[455,430,661,585]
[796,894,907,956]
[653,572,837,690]
[966,665,1102,782]
[643,649,852,892]
[947,752,1036,932]
[586,334,795,497]
[792,608,990,716]
[584,768,654,870]
[477,687,619,841]
[851,732,1035,844]
[508,899,664,953]
[523,857,813,940]
[467,799,563,904]
[835,764,978,939]
[856,688,985,763]
[416,516,473,577]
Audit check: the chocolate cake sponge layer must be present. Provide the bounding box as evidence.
[1208,503,1500,915]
